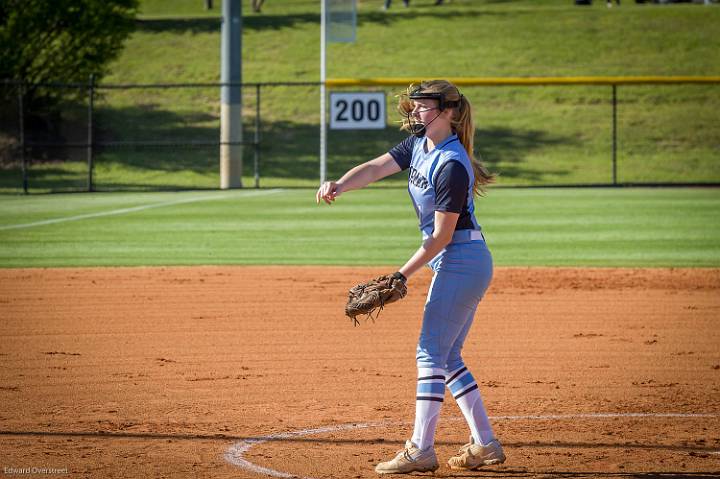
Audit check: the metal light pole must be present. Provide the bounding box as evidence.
[320,0,327,185]
[220,0,243,189]
[320,0,356,185]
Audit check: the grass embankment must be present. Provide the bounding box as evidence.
[1,0,718,192]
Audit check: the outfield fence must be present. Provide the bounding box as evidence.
[1,76,718,193]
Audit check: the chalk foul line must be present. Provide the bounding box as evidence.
[224,423,384,479]
[0,189,283,231]
[223,412,719,479]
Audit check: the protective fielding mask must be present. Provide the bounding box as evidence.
[407,110,442,138]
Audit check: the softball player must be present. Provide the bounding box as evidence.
[316,80,505,474]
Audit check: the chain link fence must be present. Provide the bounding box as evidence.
[1,78,718,193]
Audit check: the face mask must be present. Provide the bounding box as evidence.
[407,109,443,138]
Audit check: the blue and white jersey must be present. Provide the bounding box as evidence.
[389,134,481,239]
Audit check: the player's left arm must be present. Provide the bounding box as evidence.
[398,210,459,279]
[397,159,467,279]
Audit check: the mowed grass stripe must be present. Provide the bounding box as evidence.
[0,190,284,230]
[0,188,718,268]
[0,190,284,231]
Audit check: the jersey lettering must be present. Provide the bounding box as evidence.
[408,166,429,189]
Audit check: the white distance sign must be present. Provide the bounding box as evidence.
[329,92,386,130]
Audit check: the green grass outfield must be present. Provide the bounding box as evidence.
[0,187,718,268]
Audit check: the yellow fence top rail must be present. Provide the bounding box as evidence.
[326,76,720,87]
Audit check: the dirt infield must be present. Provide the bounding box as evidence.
[1,266,719,478]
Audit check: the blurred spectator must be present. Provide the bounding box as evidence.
[383,0,410,10]
[252,0,265,13]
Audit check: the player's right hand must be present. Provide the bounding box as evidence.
[316,181,342,205]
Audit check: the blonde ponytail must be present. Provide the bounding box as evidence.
[451,93,496,196]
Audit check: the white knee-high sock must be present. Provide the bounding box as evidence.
[410,367,445,450]
[446,366,495,445]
